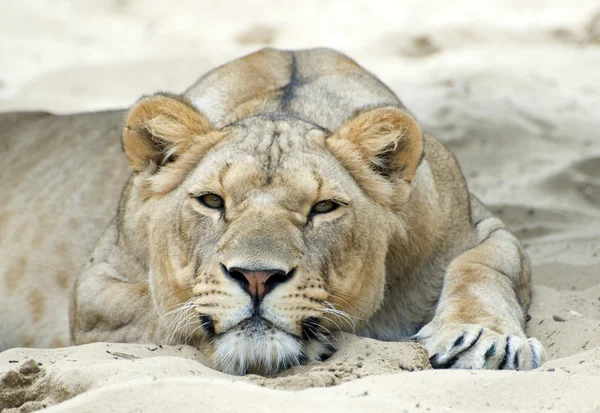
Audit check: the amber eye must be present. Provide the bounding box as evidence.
[311,200,339,215]
[197,193,224,209]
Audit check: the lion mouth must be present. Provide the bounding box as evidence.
[200,309,292,338]
[205,314,336,376]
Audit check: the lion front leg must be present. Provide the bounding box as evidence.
[70,261,158,345]
[415,215,546,370]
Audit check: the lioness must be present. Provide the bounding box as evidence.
[3,48,545,375]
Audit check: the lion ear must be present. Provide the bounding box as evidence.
[328,107,423,183]
[122,93,214,173]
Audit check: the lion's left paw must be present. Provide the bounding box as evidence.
[415,322,546,370]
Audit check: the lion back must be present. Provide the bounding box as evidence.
[185,47,403,131]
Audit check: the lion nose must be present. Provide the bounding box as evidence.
[223,266,295,301]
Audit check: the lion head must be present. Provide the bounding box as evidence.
[119,93,423,375]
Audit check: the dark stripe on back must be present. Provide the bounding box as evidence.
[280,53,299,111]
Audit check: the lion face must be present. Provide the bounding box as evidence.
[121,95,422,375]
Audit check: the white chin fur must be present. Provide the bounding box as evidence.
[211,327,334,376]
[212,328,302,376]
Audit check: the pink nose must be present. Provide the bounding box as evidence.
[240,271,274,299]
[225,267,294,300]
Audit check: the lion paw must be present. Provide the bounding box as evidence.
[415,323,546,370]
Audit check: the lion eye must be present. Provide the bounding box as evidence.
[197,193,224,209]
[311,200,339,215]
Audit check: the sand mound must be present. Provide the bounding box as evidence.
[1,339,599,412]
[0,335,429,411]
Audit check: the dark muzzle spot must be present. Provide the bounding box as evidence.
[199,315,215,338]
[301,316,321,340]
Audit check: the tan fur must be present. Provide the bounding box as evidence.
[1,48,545,373]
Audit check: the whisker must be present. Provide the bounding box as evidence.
[156,283,196,307]
[321,302,358,333]
[324,300,361,322]
[163,297,199,344]
[161,301,191,319]
[172,314,200,343]
[326,292,366,313]
[322,308,355,327]
[317,332,336,349]
[322,312,356,334]
[184,322,207,343]
[323,299,363,321]
[305,323,336,350]
[319,314,347,334]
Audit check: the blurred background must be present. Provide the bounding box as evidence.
[1,0,598,113]
[1,0,599,265]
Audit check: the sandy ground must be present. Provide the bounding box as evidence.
[1,0,600,412]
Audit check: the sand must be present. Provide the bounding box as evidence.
[1,0,599,412]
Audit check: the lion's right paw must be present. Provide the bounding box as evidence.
[415,322,546,370]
